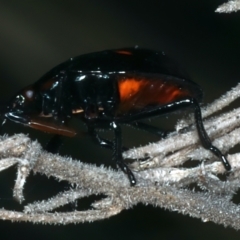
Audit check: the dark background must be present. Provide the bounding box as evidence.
[0,0,240,239]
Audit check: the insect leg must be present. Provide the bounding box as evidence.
[111,122,136,186]
[119,98,230,171]
[191,98,231,171]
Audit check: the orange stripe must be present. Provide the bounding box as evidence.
[118,78,145,101]
[29,119,76,137]
[117,77,191,115]
[115,50,132,55]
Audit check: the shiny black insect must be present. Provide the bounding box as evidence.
[1,48,231,185]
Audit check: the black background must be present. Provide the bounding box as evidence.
[0,0,240,239]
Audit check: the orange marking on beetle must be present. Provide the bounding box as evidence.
[115,50,132,55]
[118,78,146,101]
[29,118,76,137]
[117,77,191,115]
[162,87,186,103]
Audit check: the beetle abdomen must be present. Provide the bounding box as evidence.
[116,74,203,116]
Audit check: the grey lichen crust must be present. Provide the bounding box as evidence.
[216,0,240,13]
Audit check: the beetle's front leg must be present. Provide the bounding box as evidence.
[111,122,136,186]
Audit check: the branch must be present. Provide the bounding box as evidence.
[216,0,240,13]
[1,83,240,229]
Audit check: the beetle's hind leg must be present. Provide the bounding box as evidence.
[192,98,231,171]
[120,98,231,172]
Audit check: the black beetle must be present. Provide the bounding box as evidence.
[2,48,230,185]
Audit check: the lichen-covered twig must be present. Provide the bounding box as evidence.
[216,0,240,13]
[0,82,240,228]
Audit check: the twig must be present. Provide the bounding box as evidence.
[216,0,240,13]
[0,83,240,229]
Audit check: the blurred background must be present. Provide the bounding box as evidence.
[0,0,240,239]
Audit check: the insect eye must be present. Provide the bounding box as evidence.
[24,89,35,100]
[22,88,36,101]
